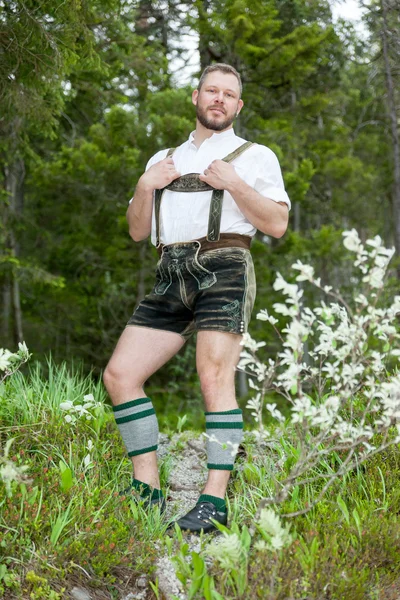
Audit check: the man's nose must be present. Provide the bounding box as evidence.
[215,91,224,103]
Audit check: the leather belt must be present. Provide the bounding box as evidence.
[156,233,252,257]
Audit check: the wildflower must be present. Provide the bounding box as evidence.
[265,403,285,423]
[342,229,363,253]
[256,508,292,551]
[83,454,92,468]
[59,401,74,411]
[240,333,266,352]
[207,533,244,569]
[0,439,32,496]
[292,260,315,282]
[17,341,30,358]
[257,309,278,325]
[0,349,13,372]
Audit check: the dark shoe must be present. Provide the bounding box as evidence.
[119,483,166,513]
[170,502,227,534]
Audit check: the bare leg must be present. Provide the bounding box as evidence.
[196,330,243,498]
[104,325,185,487]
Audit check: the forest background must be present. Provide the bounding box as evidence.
[1,0,400,425]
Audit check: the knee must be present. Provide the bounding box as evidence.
[198,361,230,399]
[103,363,117,395]
[103,361,132,399]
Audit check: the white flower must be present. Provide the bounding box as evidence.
[292,260,315,282]
[273,303,298,317]
[273,273,303,303]
[265,403,285,423]
[87,440,94,451]
[366,235,384,250]
[83,393,95,403]
[59,401,74,411]
[17,342,30,358]
[0,455,30,496]
[282,320,310,352]
[83,454,92,468]
[254,540,268,551]
[362,266,385,289]
[240,333,266,352]
[0,349,13,372]
[256,508,292,551]
[248,378,260,391]
[207,533,244,569]
[257,309,279,325]
[246,394,261,415]
[342,229,363,253]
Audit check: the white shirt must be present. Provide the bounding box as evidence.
[134,128,291,246]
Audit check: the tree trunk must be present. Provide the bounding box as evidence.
[1,280,12,346]
[12,273,23,343]
[4,153,25,344]
[381,0,400,273]
[198,0,214,71]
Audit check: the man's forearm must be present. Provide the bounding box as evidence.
[226,178,289,238]
[126,178,154,242]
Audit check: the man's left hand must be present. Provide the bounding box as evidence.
[199,160,240,191]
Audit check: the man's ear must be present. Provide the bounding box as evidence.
[192,89,199,106]
[236,99,244,115]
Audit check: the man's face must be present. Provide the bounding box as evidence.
[192,71,244,132]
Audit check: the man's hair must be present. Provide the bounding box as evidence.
[197,63,242,97]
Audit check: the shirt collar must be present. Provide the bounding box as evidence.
[188,127,236,147]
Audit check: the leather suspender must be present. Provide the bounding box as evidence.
[154,141,254,246]
[154,147,175,248]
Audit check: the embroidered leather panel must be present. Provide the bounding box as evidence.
[165,174,215,193]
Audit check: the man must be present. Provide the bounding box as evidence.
[103,63,290,534]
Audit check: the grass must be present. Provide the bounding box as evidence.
[1,360,400,599]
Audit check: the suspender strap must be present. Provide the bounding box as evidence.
[154,141,254,246]
[155,147,175,247]
[207,141,254,241]
[221,141,254,164]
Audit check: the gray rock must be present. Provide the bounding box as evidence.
[70,587,92,600]
[136,576,147,589]
[120,592,146,600]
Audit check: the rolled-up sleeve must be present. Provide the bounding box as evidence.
[253,146,291,210]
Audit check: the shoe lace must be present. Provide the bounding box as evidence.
[197,503,217,522]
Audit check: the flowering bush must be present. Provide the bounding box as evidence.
[239,230,400,516]
[59,394,104,425]
[0,343,32,496]
[0,438,32,497]
[0,342,30,383]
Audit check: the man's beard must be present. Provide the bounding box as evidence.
[196,104,237,131]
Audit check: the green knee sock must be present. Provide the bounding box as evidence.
[205,408,244,470]
[113,397,159,457]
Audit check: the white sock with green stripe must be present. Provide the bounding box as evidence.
[113,397,159,458]
[205,408,244,470]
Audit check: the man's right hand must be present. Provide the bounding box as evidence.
[139,158,181,191]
